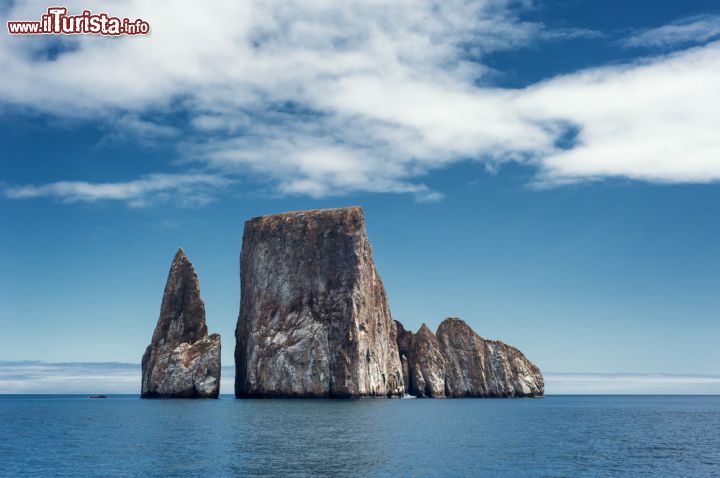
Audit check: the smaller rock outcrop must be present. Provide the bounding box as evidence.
[141,248,221,398]
[395,318,543,398]
[437,318,543,397]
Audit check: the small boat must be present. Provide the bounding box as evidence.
[89,395,108,399]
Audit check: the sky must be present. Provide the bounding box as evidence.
[1,0,719,394]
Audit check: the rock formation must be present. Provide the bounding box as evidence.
[395,320,413,358]
[235,206,404,397]
[396,318,543,397]
[141,248,221,398]
[394,321,413,393]
[407,324,447,397]
[438,318,543,397]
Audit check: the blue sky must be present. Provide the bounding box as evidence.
[1,0,719,393]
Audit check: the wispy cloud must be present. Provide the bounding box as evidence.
[539,27,603,41]
[108,114,180,142]
[4,173,232,207]
[522,42,720,185]
[1,2,719,204]
[1,362,718,395]
[623,14,720,49]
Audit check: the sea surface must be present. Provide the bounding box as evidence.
[1,395,718,477]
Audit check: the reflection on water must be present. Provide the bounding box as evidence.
[229,400,388,476]
[1,395,719,477]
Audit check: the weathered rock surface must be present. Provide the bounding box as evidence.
[396,318,543,398]
[407,324,447,397]
[394,320,413,393]
[395,320,413,358]
[235,206,404,397]
[437,318,543,397]
[141,248,221,398]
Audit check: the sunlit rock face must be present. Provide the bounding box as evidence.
[235,206,404,398]
[437,318,543,397]
[141,249,221,398]
[395,318,543,398]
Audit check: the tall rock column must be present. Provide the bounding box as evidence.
[141,248,221,398]
[235,206,404,397]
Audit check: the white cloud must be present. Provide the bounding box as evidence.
[1,1,719,204]
[522,42,720,185]
[4,173,232,207]
[540,27,603,41]
[113,114,179,139]
[623,14,720,48]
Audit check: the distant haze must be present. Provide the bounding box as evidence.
[1,362,718,395]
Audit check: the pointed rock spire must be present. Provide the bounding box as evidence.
[141,248,221,398]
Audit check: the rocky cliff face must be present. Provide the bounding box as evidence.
[394,321,413,393]
[396,318,543,398]
[141,249,221,398]
[437,318,543,397]
[407,324,447,397]
[235,207,404,397]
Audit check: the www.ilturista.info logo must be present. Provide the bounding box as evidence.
[7,7,150,35]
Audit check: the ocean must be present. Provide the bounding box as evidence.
[1,395,718,477]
